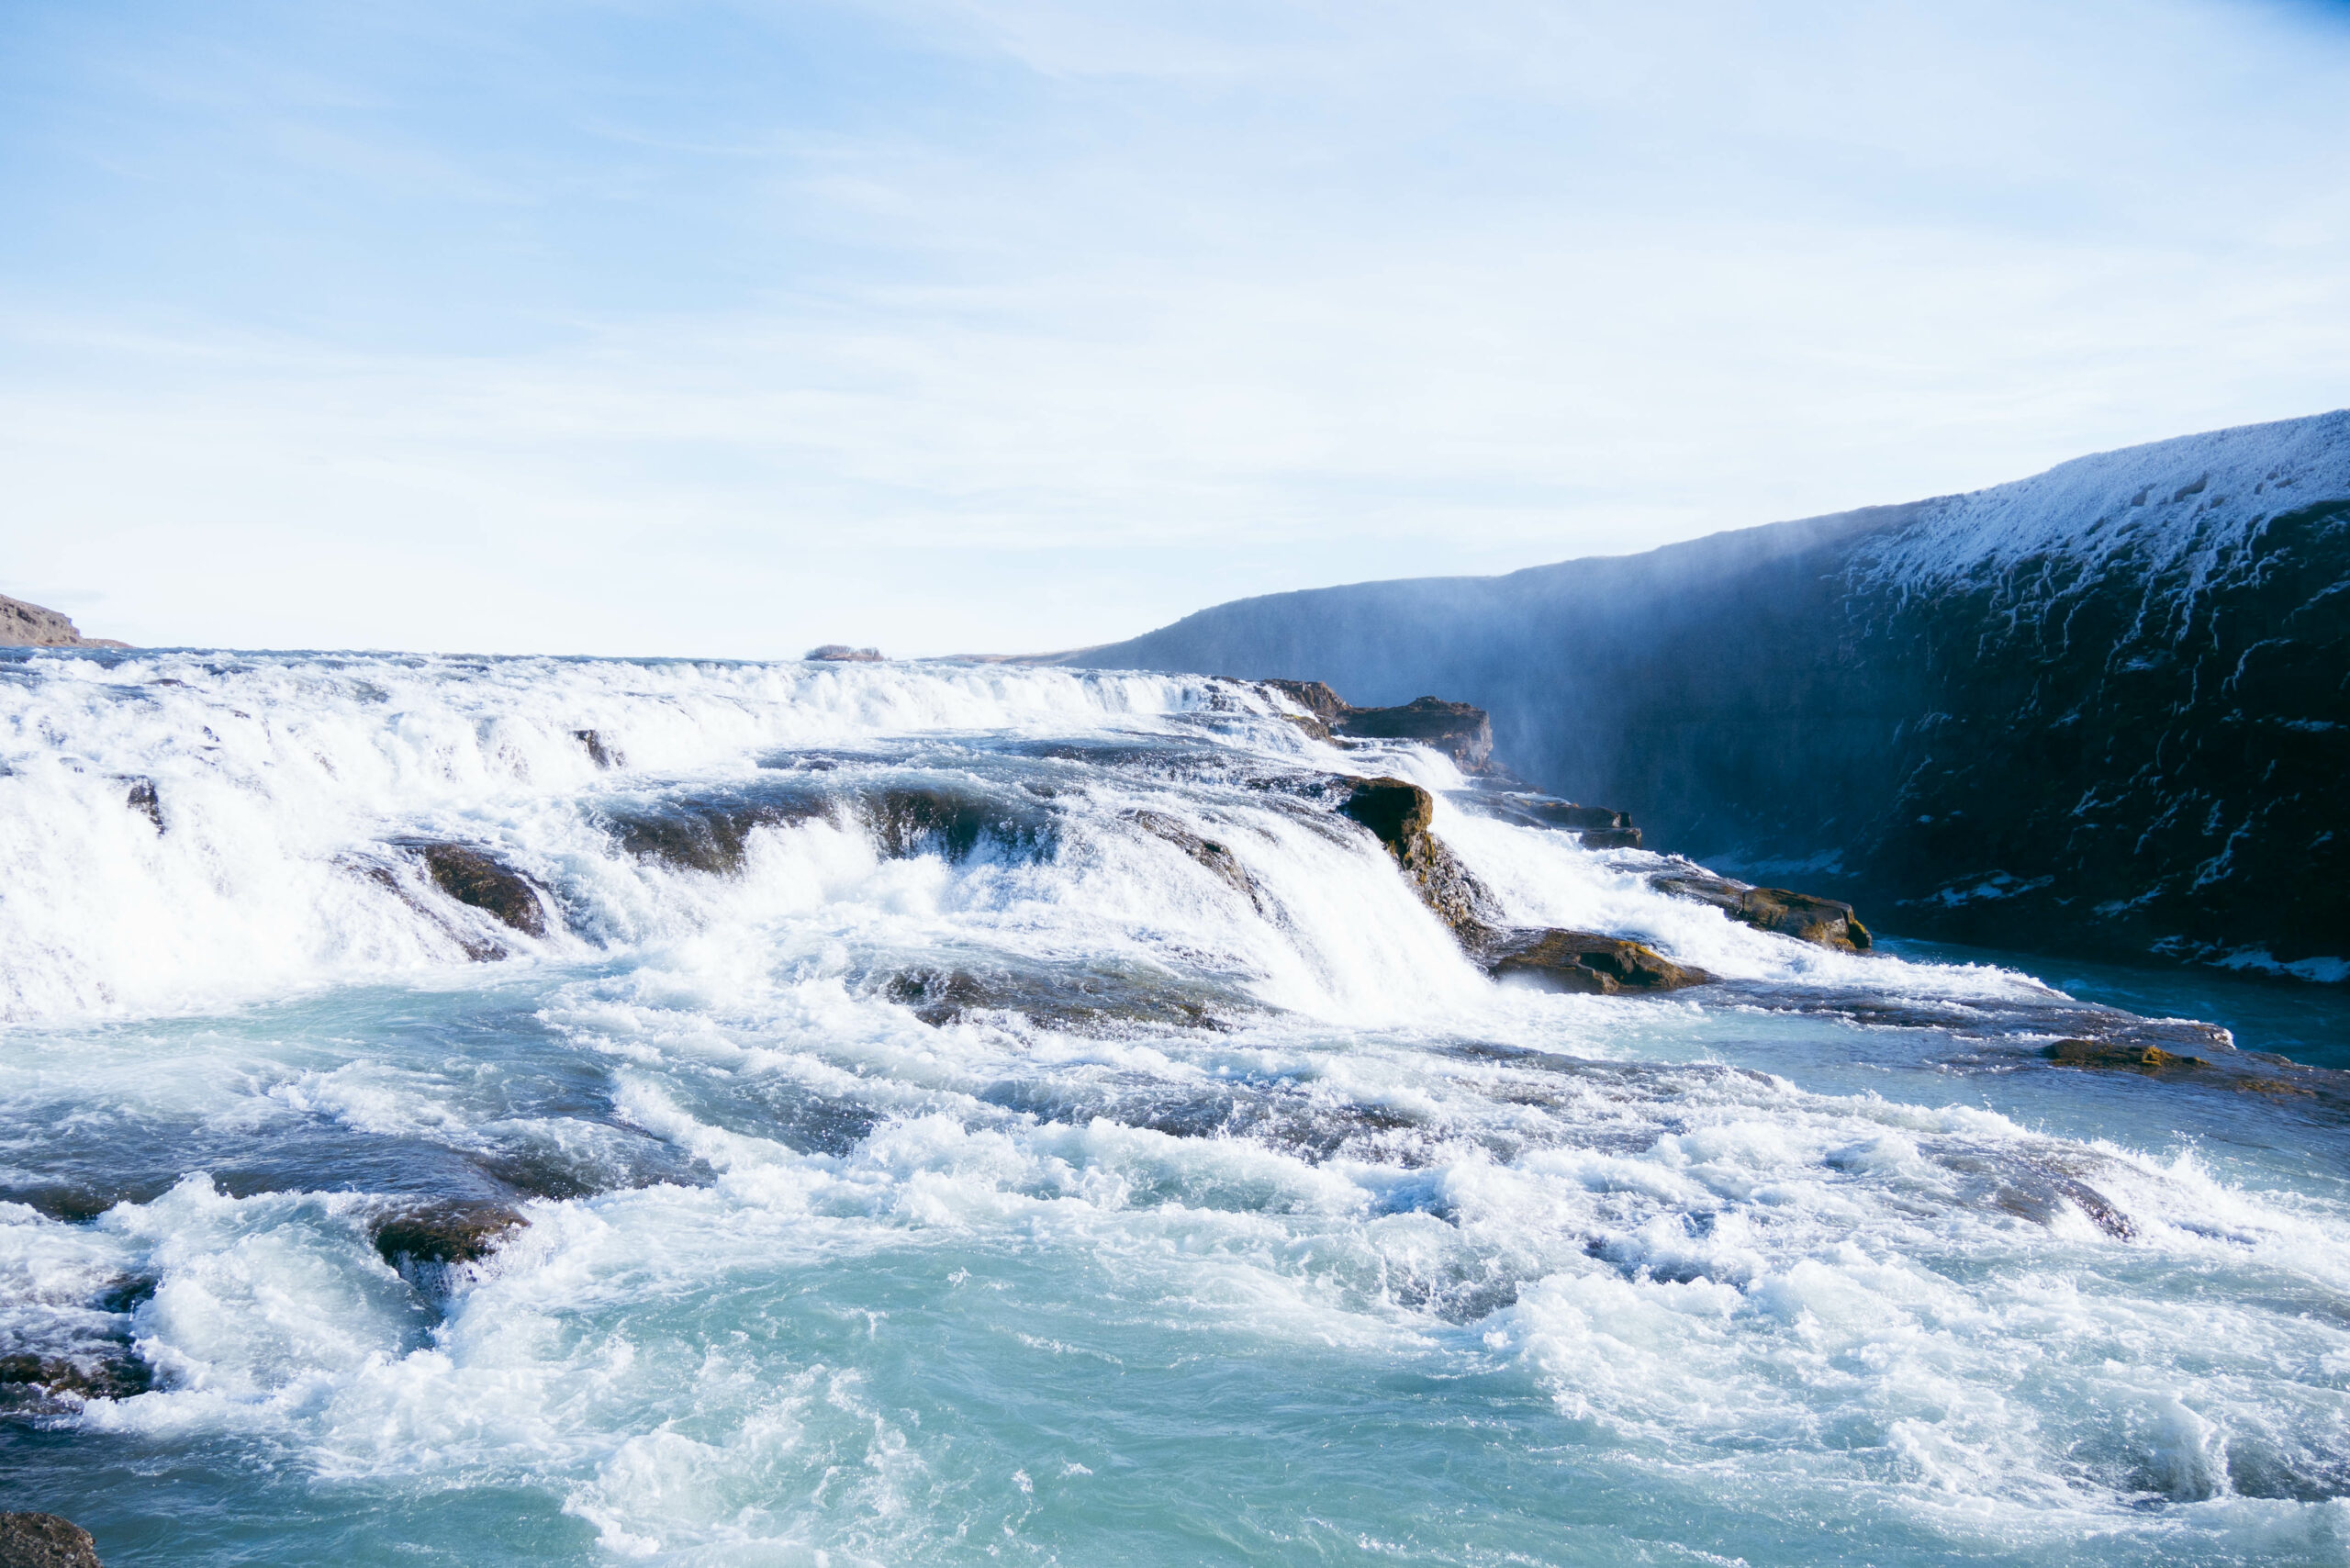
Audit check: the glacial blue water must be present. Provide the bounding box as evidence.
[1,651,2344,1566]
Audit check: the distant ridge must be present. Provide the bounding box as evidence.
[0,592,127,649]
[1064,410,2350,978]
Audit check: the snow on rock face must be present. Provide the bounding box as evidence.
[1852,409,2350,591]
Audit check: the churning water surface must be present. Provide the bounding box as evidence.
[0,650,2344,1566]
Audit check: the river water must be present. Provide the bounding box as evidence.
[1,651,2344,1566]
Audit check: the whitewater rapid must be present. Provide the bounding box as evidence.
[1,650,2344,1566]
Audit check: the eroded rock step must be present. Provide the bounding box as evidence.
[601,775,1058,874]
[1336,776,1712,993]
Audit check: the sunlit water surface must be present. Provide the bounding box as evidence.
[2,651,2344,1566]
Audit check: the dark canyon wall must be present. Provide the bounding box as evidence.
[1066,411,2350,978]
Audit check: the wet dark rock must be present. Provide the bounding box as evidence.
[986,1073,1450,1169]
[1125,810,1260,906]
[0,1186,141,1224]
[1926,1147,2137,1240]
[1525,801,1634,832]
[353,862,503,962]
[370,1203,525,1298]
[464,1126,716,1204]
[1336,697,1494,771]
[1479,927,1713,995]
[0,1512,104,1568]
[121,778,162,833]
[574,729,619,768]
[1263,681,1497,771]
[0,1261,156,1414]
[807,644,884,662]
[1652,866,1872,951]
[1263,678,1352,730]
[0,1350,153,1406]
[736,1088,886,1159]
[1338,777,1499,938]
[407,843,549,938]
[1334,777,1704,994]
[95,1276,156,1316]
[2029,1035,2334,1099]
[1468,792,1641,847]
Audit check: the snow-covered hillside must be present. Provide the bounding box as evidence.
[1856,410,2350,589]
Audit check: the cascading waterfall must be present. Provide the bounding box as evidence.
[1,649,2345,1566]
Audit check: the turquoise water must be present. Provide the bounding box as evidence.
[1886,938,2350,1072]
[2,652,2344,1565]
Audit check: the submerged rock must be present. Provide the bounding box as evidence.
[607,787,829,874]
[1928,1146,2137,1240]
[1651,866,1872,951]
[355,840,559,958]
[1125,810,1261,907]
[884,963,1238,1035]
[2042,1039,2205,1073]
[2030,1032,2342,1107]
[0,1513,104,1568]
[1479,928,1713,995]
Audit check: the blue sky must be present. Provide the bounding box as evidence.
[4,0,2348,655]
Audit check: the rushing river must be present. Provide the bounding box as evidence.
[1,651,2344,1566]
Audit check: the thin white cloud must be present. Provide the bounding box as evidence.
[1,0,2346,653]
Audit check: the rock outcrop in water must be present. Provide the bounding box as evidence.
[355,843,554,960]
[606,778,1055,876]
[1651,866,1872,951]
[1125,809,1263,910]
[408,843,550,938]
[1070,411,2350,979]
[1270,682,1495,771]
[0,1513,104,1568]
[1480,928,1710,995]
[1338,778,1499,939]
[0,593,126,649]
[1338,777,1713,994]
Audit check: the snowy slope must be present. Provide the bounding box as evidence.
[1855,409,2350,590]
